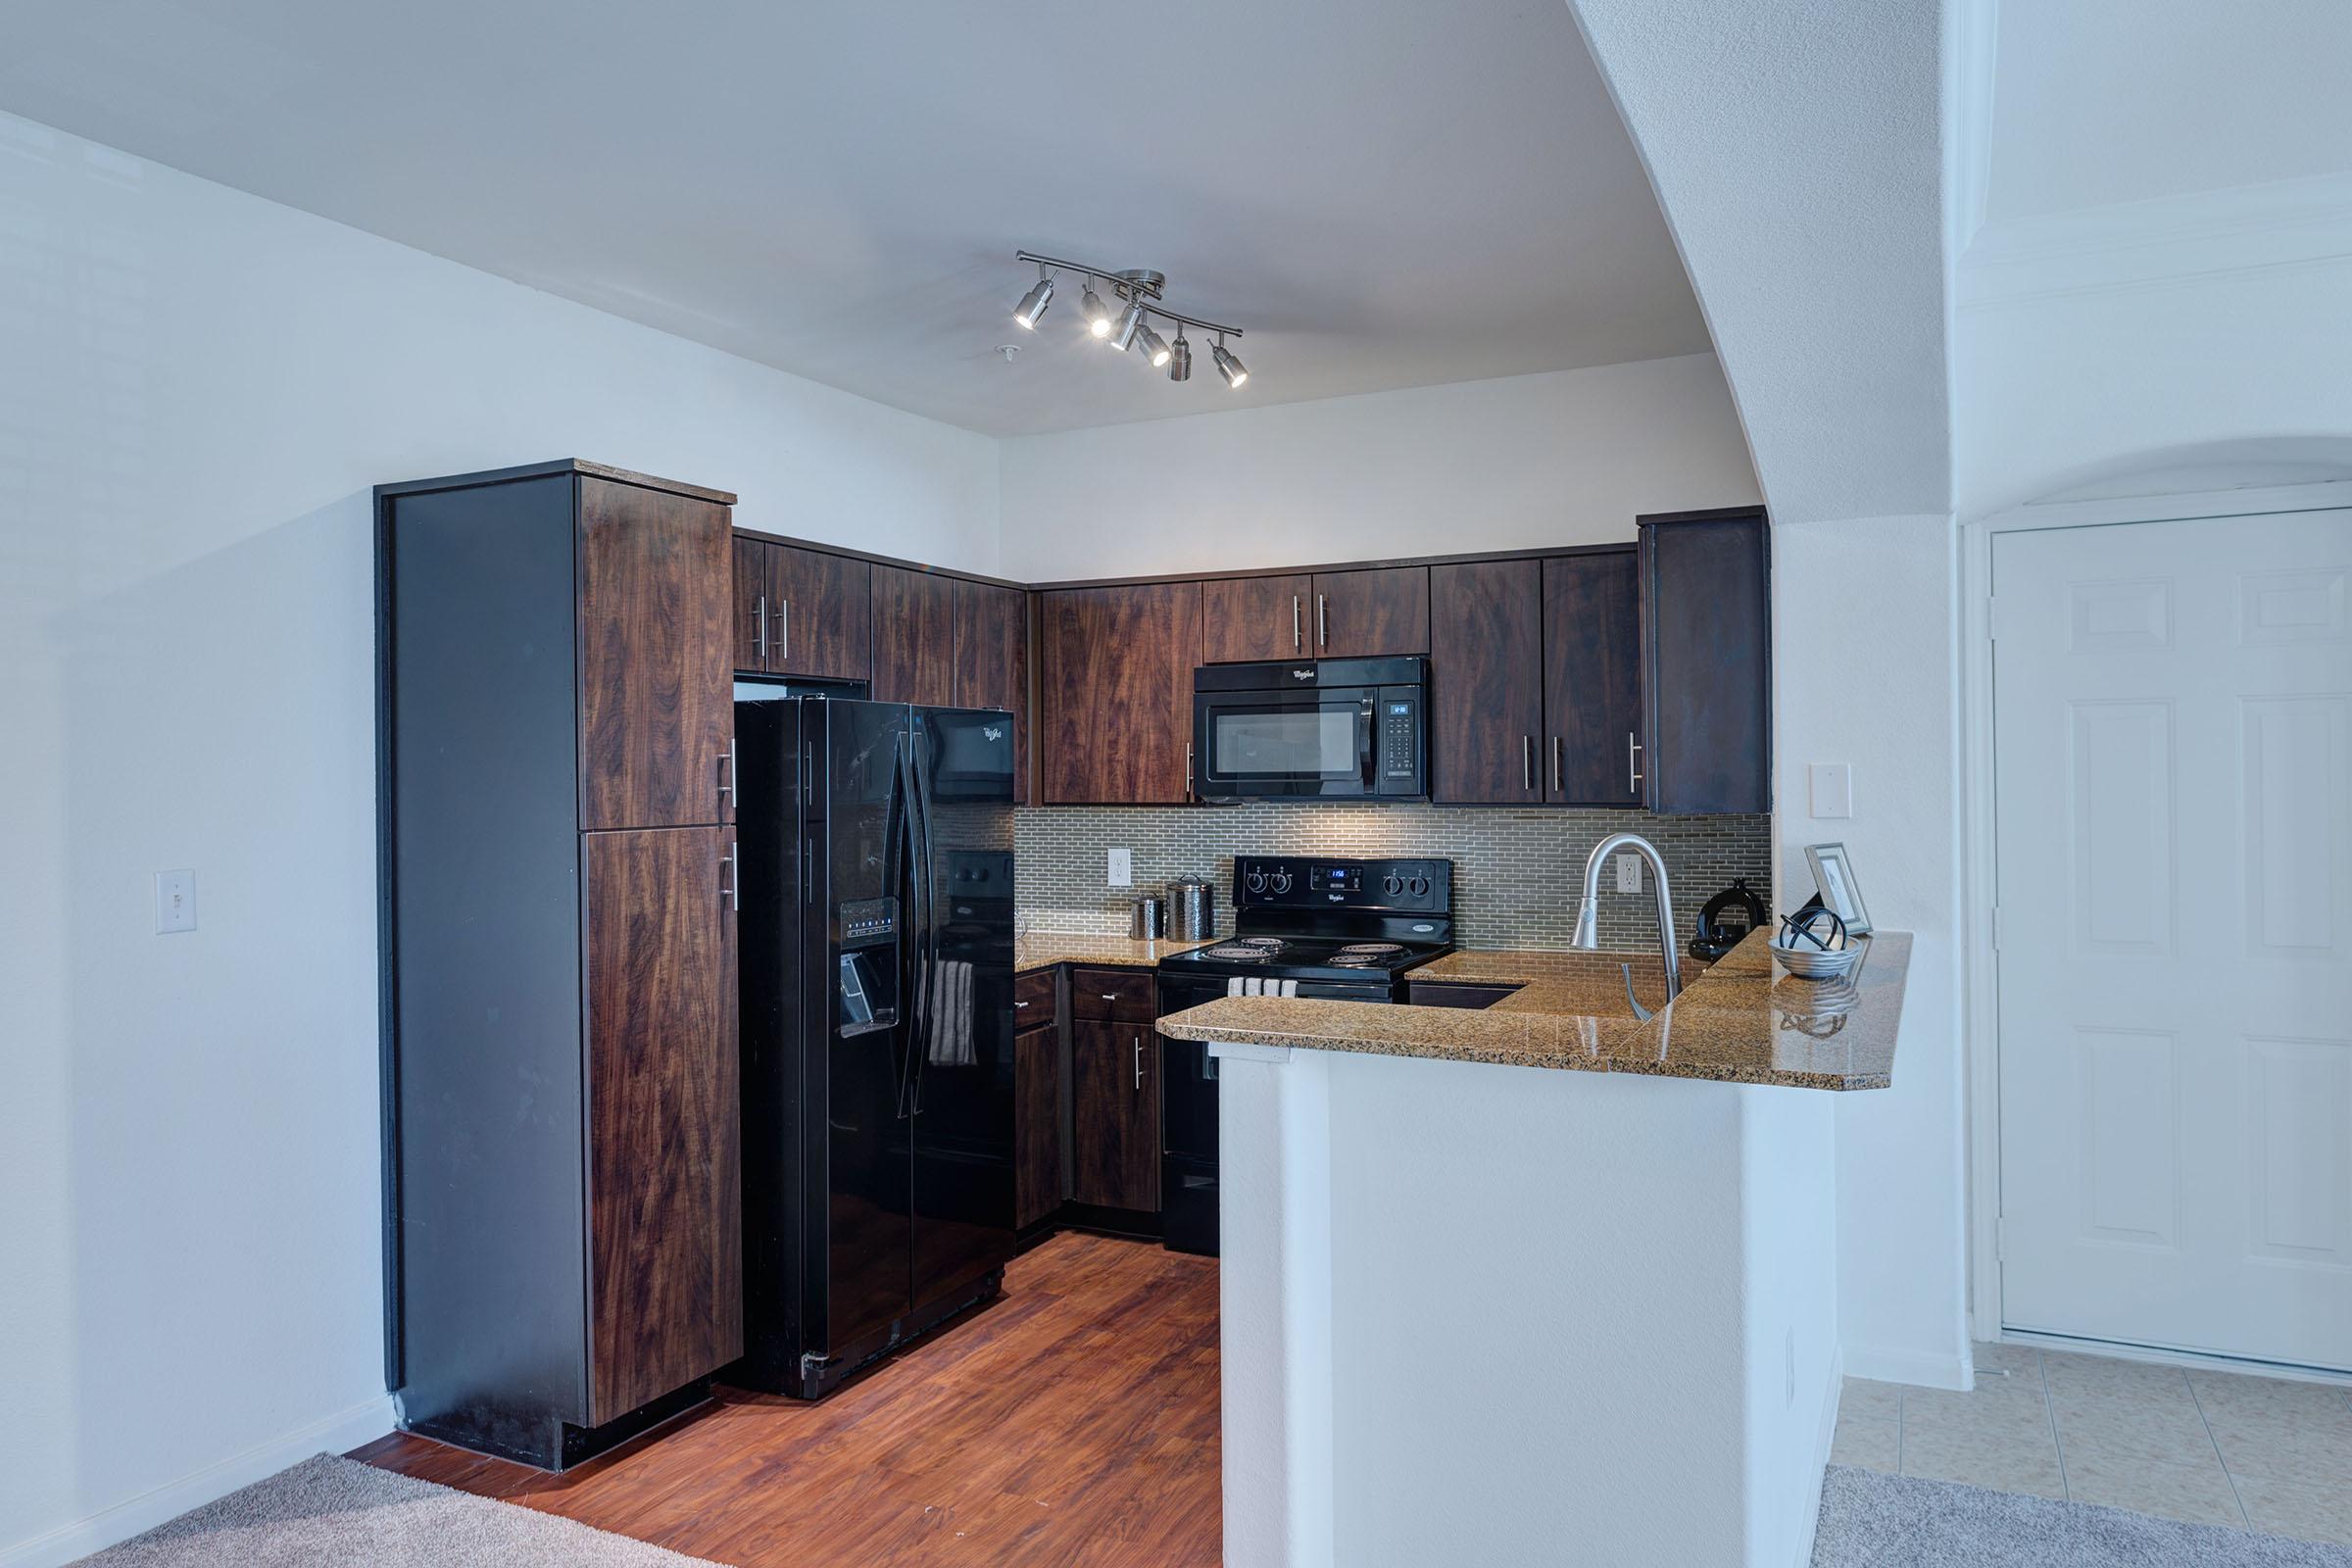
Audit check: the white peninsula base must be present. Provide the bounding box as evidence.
[1214,1041,1840,1568]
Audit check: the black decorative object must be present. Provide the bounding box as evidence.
[1779,905,1848,951]
[1690,876,1770,960]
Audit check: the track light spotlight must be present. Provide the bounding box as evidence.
[1012,268,1054,330]
[1080,282,1112,338]
[1168,331,1192,381]
[1111,299,1146,351]
[1212,336,1249,389]
[1136,324,1171,368]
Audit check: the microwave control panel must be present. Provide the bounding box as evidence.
[1375,685,1424,795]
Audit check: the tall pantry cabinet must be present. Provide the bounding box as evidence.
[376,460,742,1469]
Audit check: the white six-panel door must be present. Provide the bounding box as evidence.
[1993,511,2352,1369]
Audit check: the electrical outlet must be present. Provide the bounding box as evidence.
[1106,848,1133,887]
[1614,853,1642,894]
[156,869,197,933]
[1809,762,1853,818]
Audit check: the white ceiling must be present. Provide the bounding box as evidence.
[0,0,1712,438]
[1984,0,2352,222]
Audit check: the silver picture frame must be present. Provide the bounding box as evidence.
[1804,843,1872,937]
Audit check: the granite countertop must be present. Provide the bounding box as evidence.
[1157,928,1910,1091]
[1013,934,1212,974]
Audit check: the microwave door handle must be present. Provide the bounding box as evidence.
[1358,698,1377,791]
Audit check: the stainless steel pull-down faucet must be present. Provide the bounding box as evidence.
[1571,832,1683,1018]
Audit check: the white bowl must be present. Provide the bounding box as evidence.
[1771,935,1862,981]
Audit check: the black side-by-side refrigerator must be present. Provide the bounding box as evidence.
[735,695,1017,1398]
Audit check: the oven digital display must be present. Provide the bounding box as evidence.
[1312,865,1361,893]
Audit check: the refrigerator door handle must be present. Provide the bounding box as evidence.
[906,724,939,1118]
[884,731,917,1120]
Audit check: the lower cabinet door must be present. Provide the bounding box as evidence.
[1070,1017,1160,1212]
[581,825,742,1424]
[1014,1022,1061,1229]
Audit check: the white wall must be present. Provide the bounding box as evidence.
[0,110,997,1566]
[996,354,1758,580]
[1774,514,1969,1387]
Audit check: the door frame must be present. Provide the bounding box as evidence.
[1960,477,2352,1351]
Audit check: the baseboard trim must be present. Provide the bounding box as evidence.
[1842,1343,1972,1391]
[0,1394,397,1568]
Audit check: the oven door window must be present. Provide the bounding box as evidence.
[1202,697,1365,785]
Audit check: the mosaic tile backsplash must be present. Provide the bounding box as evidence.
[1014,804,1773,953]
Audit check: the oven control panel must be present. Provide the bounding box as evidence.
[1234,856,1451,914]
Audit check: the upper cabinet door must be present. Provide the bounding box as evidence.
[1639,510,1772,814]
[1200,574,1312,663]
[1543,550,1643,806]
[870,564,957,707]
[770,544,872,683]
[953,580,1029,804]
[1311,566,1430,658]
[731,535,773,673]
[1038,582,1202,805]
[1429,560,1544,804]
[582,824,742,1424]
[577,477,733,831]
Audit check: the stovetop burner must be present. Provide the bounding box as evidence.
[1200,943,1277,960]
[1337,943,1403,955]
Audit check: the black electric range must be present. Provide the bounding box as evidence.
[1153,856,1453,1259]
[1155,856,1456,1002]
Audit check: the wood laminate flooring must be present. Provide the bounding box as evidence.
[352,1232,1221,1567]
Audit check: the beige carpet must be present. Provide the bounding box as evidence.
[73,1454,724,1566]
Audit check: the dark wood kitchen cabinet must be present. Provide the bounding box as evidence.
[377,460,743,1471]
[870,563,957,706]
[582,824,741,1423]
[1544,549,1643,806]
[733,534,872,682]
[1429,558,1544,804]
[1037,582,1202,804]
[577,478,734,831]
[1069,1017,1160,1212]
[1014,1020,1061,1230]
[1308,565,1429,658]
[1201,573,1313,662]
[954,580,1029,804]
[1639,508,1772,813]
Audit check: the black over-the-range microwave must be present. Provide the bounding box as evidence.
[1192,656,1428,802]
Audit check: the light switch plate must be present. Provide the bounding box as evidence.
[1614,853,1642,894]
[156,869,197,933]
[1809,762,1853,818]
[1106,848,1133,887]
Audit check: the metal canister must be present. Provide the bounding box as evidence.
[1130,894,1167,941]
[1168,874,1217,940]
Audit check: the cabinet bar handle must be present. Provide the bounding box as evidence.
[1629,733,1643,794]
[779,599,790,662]
[1293,594,1301,650]
[720,738,738,809]
[1316,593,1327,649]
[1014,1000,1031,1008]
[1522,735,1533,792]
[1186,741,1195,802]
[1101,994,1120,1002]
[754,595,769,660]
[721,843,740,909]
[1134,1038,1144,1090]
[1551,736,1562,795]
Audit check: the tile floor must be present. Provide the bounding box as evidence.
[1833,1343,2352,1545]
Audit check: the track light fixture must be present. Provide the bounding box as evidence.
[1111,299,1147,351]
[1011,250,1250,392]
[1079,281,1113,338]
[1011,266,1054,330]
[1211,334,1249,389]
